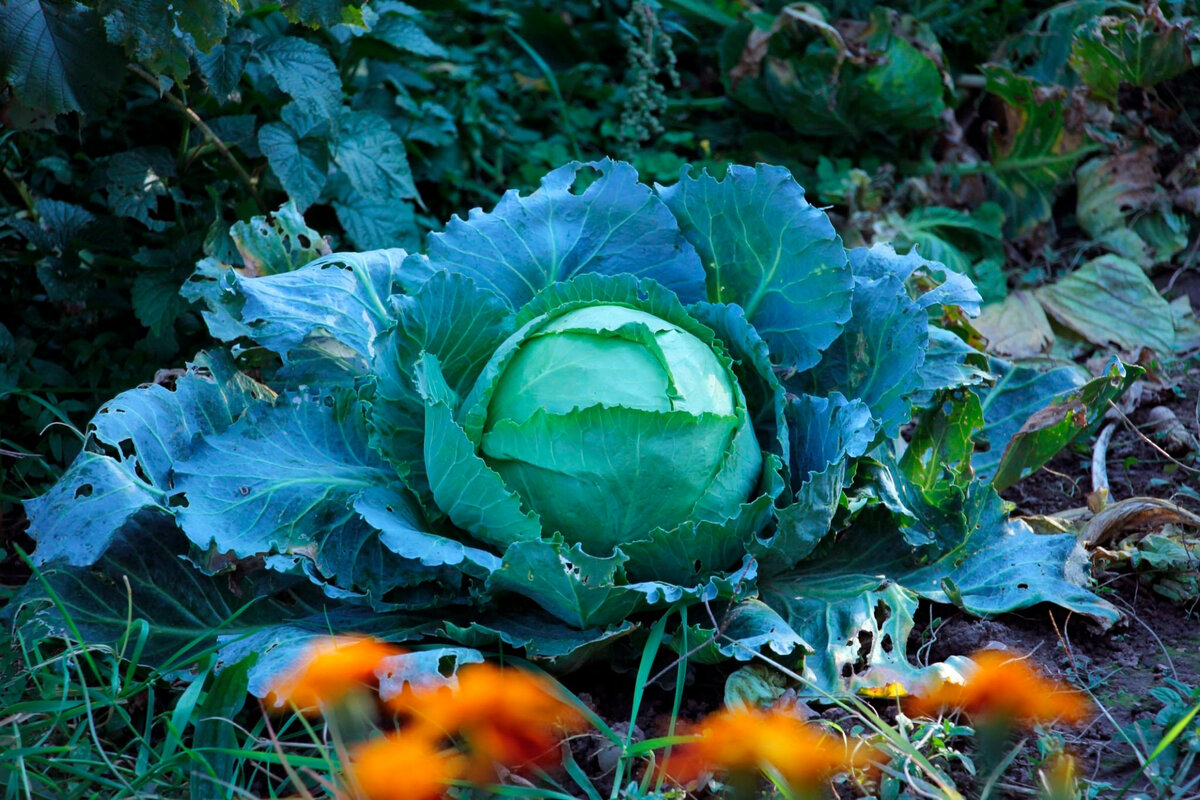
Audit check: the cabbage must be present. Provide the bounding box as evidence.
[10,161,1119,697]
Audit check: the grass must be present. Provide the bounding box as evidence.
[0,573,1195,800]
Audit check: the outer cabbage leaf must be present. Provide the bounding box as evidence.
[171,390,450,605]
[861,389,985,554]
[6,521,338,669]
[355,486,501,579]
[986,359,1141,491]
[488,539,733,629]
[188,249,407,363]
[438,613,636,670]
[658,164,852,372]
[761,487,1117,694]
[973,357,1141,487]
[26,353,270,566]
[368,271,514,475]
[755,394,878,574]
[673,599,810,665]
[798,272,927,437]
[408,159,706,310]
[847,244,982,316]
[231,625,458,703]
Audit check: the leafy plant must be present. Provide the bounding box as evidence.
[7,160,1122,699]
[719,6,948,145]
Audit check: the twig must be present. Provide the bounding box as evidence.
[1107,401,1200,476]
[645,596,732,686]
[1092,422,1116,496]
[126,64,267,212]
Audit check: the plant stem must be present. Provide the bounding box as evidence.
[127,64,267,213]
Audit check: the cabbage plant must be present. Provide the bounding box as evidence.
[11,161,1118,696]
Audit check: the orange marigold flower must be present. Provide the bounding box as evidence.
[392,663,585,777]
[265,636,404,714]
[662,707,874,793]
[905,650,1092,726]
[348,732,464,800]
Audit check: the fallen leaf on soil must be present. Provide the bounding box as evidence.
[1171,296,1200,355]
[975,290,1054,358]
[1078,496,1200,549]
[1036,254,1175,354]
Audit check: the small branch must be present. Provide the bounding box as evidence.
[1091,422,1116,496]
[1108,400,1200,475]
[127,64,267,213]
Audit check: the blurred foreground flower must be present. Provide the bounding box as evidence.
[906,650,1092,726]
[349,733,465,800]
[393,663,586,779]
[1039,753,1081,800]
[662,707,874,798]
[265,636,403,714]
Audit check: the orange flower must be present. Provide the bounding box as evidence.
[265,636,403,714]
[662,707,874,793]
[391,663,585,777]
[905,650,1092,726]
[348,732,464,800]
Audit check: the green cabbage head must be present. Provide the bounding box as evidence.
[468,304,761,553]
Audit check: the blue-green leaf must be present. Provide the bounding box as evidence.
[972,358,1087,483]
[172,392,394,561]
[220,607,436,699]
[26,353,269,566]
[690,301,788,462]
[414,159,706,310]
[438,613,635,668]
[374,648,484,700]
[416,354,544,549]
[761,487,1115,694]
[847,243,982,315]
[259,121,329,213]
[676,599,810,665]
[658,164,852,371]
[984,358,1140,491]
[755,395,877,573]
[252,36,341,123]
[488,539,711,629]
[25,456,165,567]
[798,273,928,437]
[368,272,515,481]
[8,520,336,670]
[193,249,406,363]
[355,486,501,578]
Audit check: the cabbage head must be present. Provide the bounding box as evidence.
[11,161,1121,697]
